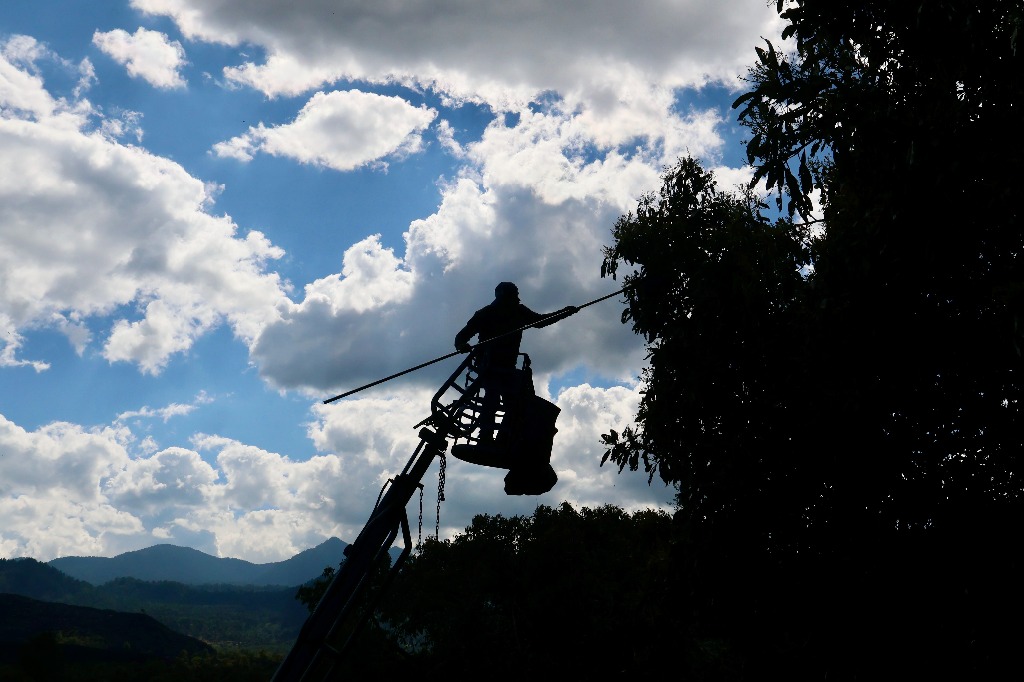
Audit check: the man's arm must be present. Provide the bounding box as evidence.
[454,319,477,352]
[532,305,578,329]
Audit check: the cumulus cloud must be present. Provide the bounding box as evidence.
[308,381,672,542]
[0,414,142,559]
[250,111,659,395]
[0,372,670,563]
[133,0,781,104]
[105,446,218,515]
[92,27,188,89]
[110,0,777,392]
[0,2,770,562]
[212,89,437,171]
[546,383,665,510]
[0,410,347,562]
[115,391,213,424]
[221,28,741,398]
[0,50,289,373]
[135,0,782,173]
[1,35,93,126]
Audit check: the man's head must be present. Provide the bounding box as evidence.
[494,281,519,303]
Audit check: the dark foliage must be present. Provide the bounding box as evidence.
[289,553,416,678]
[294,566,336,614]
[0,559,304,678]
[600,158,810,535]
[0,593,213,659]
[599,0,1024,677]
[0,558,307,653]
[0,642,280,682]
[0,593,238,681]
[368,503,680,677]
[0,558,94,603]
[93,578,308,652]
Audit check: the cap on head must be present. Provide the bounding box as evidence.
[494,281,519,301]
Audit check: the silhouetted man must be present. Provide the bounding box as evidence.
[454,282,576,440]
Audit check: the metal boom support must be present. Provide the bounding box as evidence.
[273,353,507,681]
[271,426,447,681]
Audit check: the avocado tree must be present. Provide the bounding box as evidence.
[603,0,1024,550]
[600,158,811,547]
[600,1,1024,675]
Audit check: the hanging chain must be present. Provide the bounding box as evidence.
[417,483,424,550]
[435,452,446,539]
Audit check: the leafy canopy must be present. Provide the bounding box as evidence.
[602,0,1024,549]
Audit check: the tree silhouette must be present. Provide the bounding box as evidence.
[375,504,680,677]
[601,1,1023,676]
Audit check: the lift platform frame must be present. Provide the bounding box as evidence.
[272,351,552,681]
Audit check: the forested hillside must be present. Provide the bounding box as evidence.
[0,558,308,653]
[48,538,351,587]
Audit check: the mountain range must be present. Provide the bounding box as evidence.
[1,538,405,658]
[48,537,351,586]
[0,556,310,654]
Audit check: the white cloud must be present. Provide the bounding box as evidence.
[303,235,415,314]
[133,0,781,105]
[0,416,131,503]
[106,1,769,391]
[0,51,289,373]
[0,2,770,564]
[1,37,78,123]
[115,391,212,424]
[547,383,669,511]
[0,313,50,371]
[92,27,188,89]
[0,414,143,560]
[213,89,437,171]
[2,34,49,67]
[435,119,464,158]
[0,410,347,562]
[231,27,743,398]
[98,109,144,142]
[104,446,218,515]
[465,105,695,206]
[1,35,98,120]
[249,115,656,395]
[307,381,673,543]
[0,372,671,563]
[135,0,782,182]
[307,390,433,474]
[74,57,97,97]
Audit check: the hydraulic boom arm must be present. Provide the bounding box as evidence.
[271,426,447,681]
[273,352,559,680]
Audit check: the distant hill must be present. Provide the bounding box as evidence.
[0,557,94,603]
[49,537,353,586]
[0,593,213,660]
[0,557,308,653]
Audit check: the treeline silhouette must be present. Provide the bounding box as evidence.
[298,504,682,677]
[303,501,1020,678]
[595,0,1023,678]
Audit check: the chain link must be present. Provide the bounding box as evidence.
[417,483,423,550]
[435,452,446,539]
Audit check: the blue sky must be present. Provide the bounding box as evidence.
[0,0,784,562]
